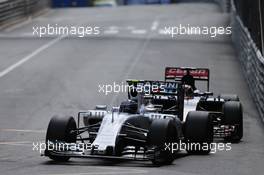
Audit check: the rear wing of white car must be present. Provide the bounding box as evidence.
[126,79,183,97]
[126,79,184,119]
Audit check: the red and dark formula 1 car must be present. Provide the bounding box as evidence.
[44,80,214,165]
[165,67,243,142]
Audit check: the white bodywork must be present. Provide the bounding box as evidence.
[90,97,201,152]
[92,112,129,152]
[183,97,200,121]
[91,96,221,152]
[91,111,178,153]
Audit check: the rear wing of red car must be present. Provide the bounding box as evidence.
[165,67,210,91]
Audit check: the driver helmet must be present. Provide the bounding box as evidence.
[119,100,138,114]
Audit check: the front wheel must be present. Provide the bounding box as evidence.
[147,119,179,165]
[45,115,77,162]
[184,111,213,154]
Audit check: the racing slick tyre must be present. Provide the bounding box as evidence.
[115,137,126,156]
[184,111,213,154]
[222,101,243,143]
[147,119,179,166]
[45,116,77,162]
[220,94,239,102]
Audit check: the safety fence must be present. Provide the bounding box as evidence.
[234,0,264,55]
[175,0,264,120]
[175,0,230,12]
[0,0,50,26]
[213,0,230,12]
[231,0,264,121]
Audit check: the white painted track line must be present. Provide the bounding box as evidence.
[0,35,65,79]
[0,141,32,146]
[109,26,119,30]
[131,29,147,35]
[0,129,45,133]
[151,21,159,31]
[103,30,119,34]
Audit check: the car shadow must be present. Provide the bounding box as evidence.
[41,152,190,168]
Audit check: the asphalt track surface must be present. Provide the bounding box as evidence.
[0,3,264,175]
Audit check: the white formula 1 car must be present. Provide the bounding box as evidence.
[44,80,214,165]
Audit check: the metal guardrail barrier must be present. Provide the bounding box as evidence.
[234,0,264,55]
[0,0,49,26]
[231,0,264,122]
[173,0,264,120]
[214,0,230,12]
[162,0,264,120]
[175,0,230,13]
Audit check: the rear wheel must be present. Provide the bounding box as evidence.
[223,101,243,143]
[45,115,77,162]
[184,111,213,154]
[148,119,179,165]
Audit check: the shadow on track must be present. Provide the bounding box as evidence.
[41,152,191,168]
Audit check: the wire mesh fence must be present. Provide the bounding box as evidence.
[231,0,264,120]
[234,0,264,55]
